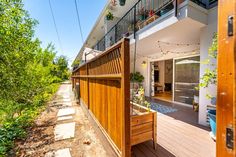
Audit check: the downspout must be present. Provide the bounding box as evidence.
[175,0,178,17]
[131,5,138,114]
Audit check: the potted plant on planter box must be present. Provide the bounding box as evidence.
[130,72,144,94]
[130,87,157,148]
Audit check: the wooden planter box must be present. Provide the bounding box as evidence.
[130,103,157,149]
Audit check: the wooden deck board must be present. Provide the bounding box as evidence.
[83,96,215,157]
[132,100,216,157]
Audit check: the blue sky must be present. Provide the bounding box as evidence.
[23,0,106,66]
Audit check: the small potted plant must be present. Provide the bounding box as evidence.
[135,87,151,112]
[149,9,154,17]
[138,8,148,21]
[128,24,133,32]
[106,10,114,21]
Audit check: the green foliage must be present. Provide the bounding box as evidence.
[105,10,114,21]
[199,33,218,98]
[0,0,69,155]
[133,87,151,112]
[130,72,144,83]
[53,55,70,81]
[71,59,80,67]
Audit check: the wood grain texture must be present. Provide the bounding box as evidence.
[131,111,156,149]
[217,1,236,156]
[72,38,131,157]
[121,38,131,157]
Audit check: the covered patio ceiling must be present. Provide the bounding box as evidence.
[130,18,204,61]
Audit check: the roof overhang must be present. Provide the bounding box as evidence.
[73,0,138,64]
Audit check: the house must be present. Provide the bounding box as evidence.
[73,0,218,126]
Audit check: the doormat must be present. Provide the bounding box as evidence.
[150,102,178,114]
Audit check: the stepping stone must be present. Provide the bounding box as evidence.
[62,95,70,99]
[54,122,75,141]
[63,102,72,106]
[57,108,75,117]
[54,98,71,102]
[57,116,73,121]
[45,148,71,157]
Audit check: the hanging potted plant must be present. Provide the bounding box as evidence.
[119,0,126,6]
[130,72,144,90]
[105,10,114,21]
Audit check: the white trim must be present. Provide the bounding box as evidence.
[173,54,200,60]
[149,54,200,106]
[172,59,175,102]
[172,54,200,105]
[147,59,151,97]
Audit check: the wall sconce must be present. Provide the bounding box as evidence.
[141,61,147,66]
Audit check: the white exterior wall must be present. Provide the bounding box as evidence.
[157,61,165,91]
[199,7,218,126]
[130,56,150,96]
[129,3,218,126]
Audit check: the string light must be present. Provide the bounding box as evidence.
[131,41,200,61]
[157,40,200,46]
[157,40,200,57]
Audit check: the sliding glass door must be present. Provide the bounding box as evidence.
[174,56,200,105]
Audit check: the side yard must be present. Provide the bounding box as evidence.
[15,83,115,157]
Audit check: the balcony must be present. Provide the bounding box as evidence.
[93,0,218,52]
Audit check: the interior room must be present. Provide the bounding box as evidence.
[152,59,173,101]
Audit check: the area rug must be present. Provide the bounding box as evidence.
[150,102,178,114]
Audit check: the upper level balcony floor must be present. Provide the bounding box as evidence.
[91,0,217,52]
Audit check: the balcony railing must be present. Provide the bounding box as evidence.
[93,0,218,52]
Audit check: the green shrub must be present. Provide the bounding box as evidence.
[130,72,144,83]
[0,0,67,155]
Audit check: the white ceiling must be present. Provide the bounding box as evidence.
[130,18,205,61]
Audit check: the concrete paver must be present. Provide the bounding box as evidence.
[57,116,73,121]
[57,108,75,117]
[45,148,72,157]
[54,122,75,141]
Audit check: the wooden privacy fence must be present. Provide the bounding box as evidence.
[72,38,131,157]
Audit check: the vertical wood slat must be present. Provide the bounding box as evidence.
[120,38,131,157]
[72,38,131,157]
[217,1,236,157]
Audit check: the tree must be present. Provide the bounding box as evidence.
[0,0,71,155]
[54,55,70,81]
[199,33,217,99]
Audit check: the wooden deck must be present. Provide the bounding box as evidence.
[83,97,216,157]
[132,99,216,157]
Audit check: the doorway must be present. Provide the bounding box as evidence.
[151,55,200,106]
[151,59,173,101]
